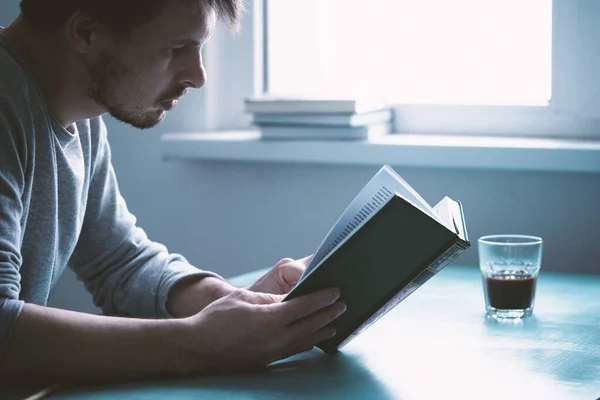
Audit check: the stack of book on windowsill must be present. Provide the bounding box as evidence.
[244,95,393,140]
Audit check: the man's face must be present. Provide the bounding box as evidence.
[86,3,215,129]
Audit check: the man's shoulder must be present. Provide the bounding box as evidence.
[0,40,43,113]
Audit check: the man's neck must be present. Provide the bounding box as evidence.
[3,16,103,128]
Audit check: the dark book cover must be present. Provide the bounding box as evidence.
[284,194,470,353]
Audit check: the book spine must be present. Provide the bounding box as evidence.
[427,240,469,273]
[337,240,468,349]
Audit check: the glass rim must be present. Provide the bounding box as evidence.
[478,234,543,246]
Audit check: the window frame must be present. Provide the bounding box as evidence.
[202,0,600,139]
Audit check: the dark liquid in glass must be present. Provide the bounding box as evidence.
[485,270,536,309]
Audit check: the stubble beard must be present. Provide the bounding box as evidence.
[86,50,165,130]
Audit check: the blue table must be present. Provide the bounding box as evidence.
[18,265,600,399]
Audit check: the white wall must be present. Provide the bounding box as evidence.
[1,4,599,314]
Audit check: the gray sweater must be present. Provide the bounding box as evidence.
[0,32,217,356]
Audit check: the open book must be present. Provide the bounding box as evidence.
[283,165,470,353]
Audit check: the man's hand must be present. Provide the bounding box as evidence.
[248,256,312,295]
[167,255,313,318]
[174,286,346,375]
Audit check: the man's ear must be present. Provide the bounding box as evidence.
[64,11,105,55]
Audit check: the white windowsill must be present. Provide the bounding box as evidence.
[161,131,600,173]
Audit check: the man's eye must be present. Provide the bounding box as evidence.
[171,46,186,53]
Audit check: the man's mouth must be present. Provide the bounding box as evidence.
[160,99,179,111]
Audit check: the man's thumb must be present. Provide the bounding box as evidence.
[249,291,285,305]
[297,254,314,266]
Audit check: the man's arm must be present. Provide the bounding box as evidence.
[1,304,182,386]
[72,118,308,321]
[166,276,236,318]
[1,287,344,386]
[0,106,184,385]
[70,118,224,319]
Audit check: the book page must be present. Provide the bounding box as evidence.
[382,165,438,219]
[432,197,457,233]
[300,165,443,280]
[433,197,469,241]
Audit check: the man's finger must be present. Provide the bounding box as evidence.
[297,255,314,266]
[242,290,285,305]
[285,325,336,357]
[286,301,346,338]
[272,287,340,324]
[279,262,304,287]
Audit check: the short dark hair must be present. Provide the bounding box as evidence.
[19,0,244,35]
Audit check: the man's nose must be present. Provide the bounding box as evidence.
[179,51,207,89]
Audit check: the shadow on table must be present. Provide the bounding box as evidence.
[55,351,397,400]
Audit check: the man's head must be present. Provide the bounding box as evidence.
[19,0,243,129]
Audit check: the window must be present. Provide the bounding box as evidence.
[267,0,552,107]
[204,0,600,138]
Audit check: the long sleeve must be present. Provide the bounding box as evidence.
[70,118,220,318]
[0,96,28,357]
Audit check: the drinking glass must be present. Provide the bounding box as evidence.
[478,235,543,319]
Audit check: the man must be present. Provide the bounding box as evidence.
[0,0,346,385]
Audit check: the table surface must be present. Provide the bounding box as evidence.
[12,265,600,400]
